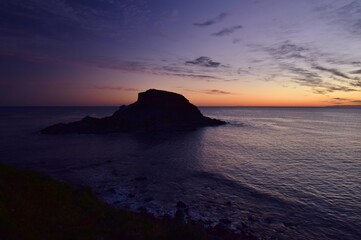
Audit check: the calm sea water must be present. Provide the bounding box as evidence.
[0,107,360,239]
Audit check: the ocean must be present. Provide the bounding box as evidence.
[0,106,360,239]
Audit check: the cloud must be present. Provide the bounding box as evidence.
[315,1,361,38]
[95,86,139,91]
[351,81,361,87]
[185,56,221,68]
[350,69,361,74]
[313,65,351,79]
[167,9,179,21]
[333,97,348,101]
[0,0,152,44]
[211,25,243,37]
[277,63,358,94]
[352,100,361,103]
[232,38,242,44]
[237,67,254,76]
[259,41,361,94]
[193,12,228,27]
[204,89,232,95]
[286,66,321,82]
[325,85,357,93]
[336,1,361,36]
[265,41,309,60]
[178,87,234,95]
[165,73,221,81]
[0,48,234,82]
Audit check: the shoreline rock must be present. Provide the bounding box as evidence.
[41,89,226,134]
[0,162,258,240]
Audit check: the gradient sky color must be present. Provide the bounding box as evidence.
[1,0,361,106]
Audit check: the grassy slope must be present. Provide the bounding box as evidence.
[0,163,252,240]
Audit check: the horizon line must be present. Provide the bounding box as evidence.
[1,105,360,108]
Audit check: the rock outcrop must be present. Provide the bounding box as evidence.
[41,89,226,134]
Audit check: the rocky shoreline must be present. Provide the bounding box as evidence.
[103,190,258,238]
[0,163,257,240]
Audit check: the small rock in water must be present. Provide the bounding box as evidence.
[137,207,147,213]
[220,218,232,225]
[175,209,185,222]
[128,193,135,198]
[248,215,257,222]
[133,176,147,181]
[264,217,273,224]
[176,201,187,209]
[284,222,298,228]
[108,188,116,194]
[144,197,153,203]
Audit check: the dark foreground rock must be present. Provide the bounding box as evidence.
[41,89,226,134]
[0,163,257,240]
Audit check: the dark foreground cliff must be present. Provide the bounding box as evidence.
[42,89,225,134]
[0,163,256,240]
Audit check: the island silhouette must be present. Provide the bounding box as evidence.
[42,89,226,134]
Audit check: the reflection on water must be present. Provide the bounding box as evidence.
[0,107,360,240]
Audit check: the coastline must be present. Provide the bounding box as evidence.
[0,163,256,240]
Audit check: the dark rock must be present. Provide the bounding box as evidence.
[220,218,232,225]
[128,193,135,198]
[248,215,257,222]
[175,209,185,222]
[264,217,273,224]
[137,207,147,213]
[108,188,116,194]
[176,201,187,209]
[133,176,147,181]
[284,222,298,228]
[41,89,226,134]
[144,197,153,203]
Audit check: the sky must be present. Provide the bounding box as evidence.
[0,0,361,106]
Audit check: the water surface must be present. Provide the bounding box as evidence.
[0,107,360,239]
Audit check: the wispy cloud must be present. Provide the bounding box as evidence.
[204,89,232,95]
[351,81,361,87]
[193,12,229,27]
[350,69,361,74]
[0,0,151,43]
[177,87,234,95]
[211,25,242,37]
[185,56,221,68]
[265,41,309,60]
[333,97,348,101]
[232,38,242,44]
[315,1,361,38]
[313,65,351,79]
[0,49,236,82]
[164,73,221,81]
[260,41,361,94]
[95,86,139,91]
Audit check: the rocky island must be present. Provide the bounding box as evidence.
[41,89,226,134]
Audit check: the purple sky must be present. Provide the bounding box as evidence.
[0,0,360,106]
